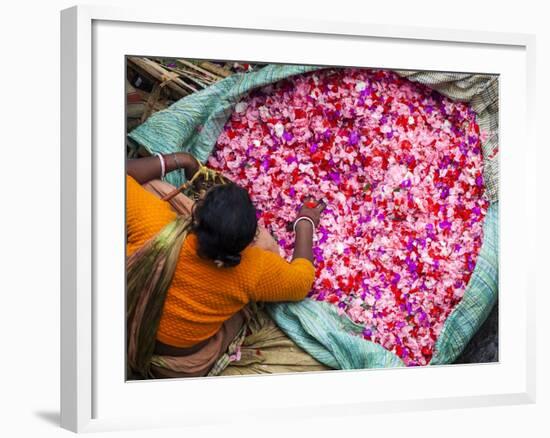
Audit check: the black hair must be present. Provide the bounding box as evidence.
[191,183,258,268]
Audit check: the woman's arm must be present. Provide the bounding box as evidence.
[293,221,314,262]
[249,250,316,302]
[248,197,325,302]
[291,197,326,262]
[126,152,200,184]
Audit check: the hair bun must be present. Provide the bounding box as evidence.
[192,183,257,268]
[215,253,241,268]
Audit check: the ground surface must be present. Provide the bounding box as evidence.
[454,302,498,364]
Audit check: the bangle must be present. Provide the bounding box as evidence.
[172,153,185,181]
[172,153,181,169]
[155,153,166,180]
[293,216,315,233]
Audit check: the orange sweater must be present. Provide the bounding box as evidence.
[126,175,315,347]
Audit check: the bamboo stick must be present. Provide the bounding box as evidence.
[127,56,193,97]
[135,88,170,111]
[140,83,161,123]
[198,61,232,78]
[175,69,210,88]
[162,65,212,89]
[158,60,215,82]
[176,59,222,81]
[142,57,199,93]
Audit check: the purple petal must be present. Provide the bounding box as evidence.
[283,131,293,142]
[348,131,359,146]
[391,273,401,285]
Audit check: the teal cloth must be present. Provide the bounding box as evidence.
[128,64,322,188]
[266,300,404,369]
[128,64,499,368]
[430,203,499,364]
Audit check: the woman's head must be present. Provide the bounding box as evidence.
[192,183,258,268]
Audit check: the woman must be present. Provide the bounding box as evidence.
[126,151,325,378]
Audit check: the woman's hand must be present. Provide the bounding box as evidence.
[290,196,326,263]
[296,196,326,228]
[287,196,326,232]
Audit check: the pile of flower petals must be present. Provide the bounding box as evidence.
[208,68,488,366]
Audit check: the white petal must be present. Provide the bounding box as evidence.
[274,123,284,137]
[235,101,248,114]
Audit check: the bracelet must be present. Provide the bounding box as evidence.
[172,153,185,181]
[172,153,181,169]
[293,216,316,233]
[155,153,166,180]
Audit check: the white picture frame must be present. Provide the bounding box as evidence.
[60,4,537,433]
